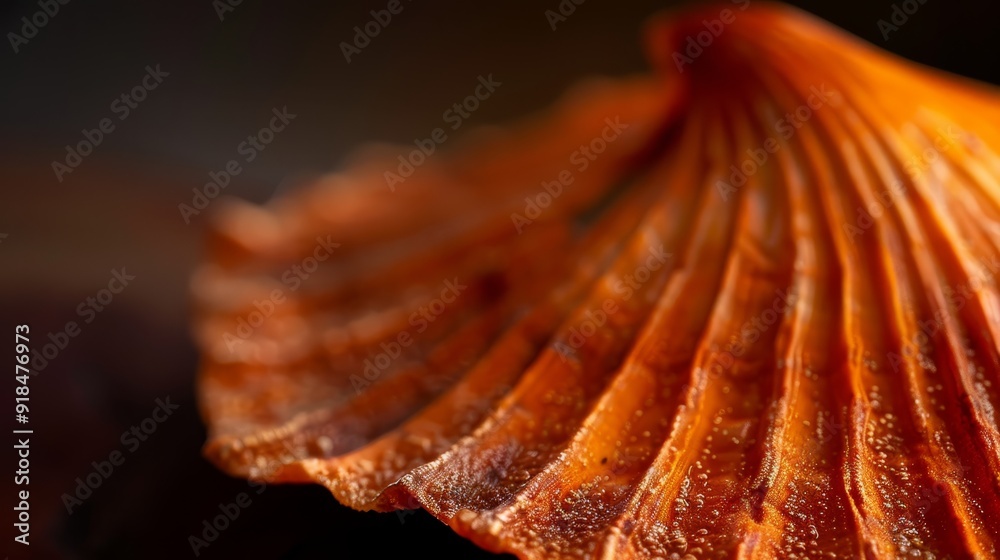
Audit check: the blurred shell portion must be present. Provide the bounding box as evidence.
[193,3,1000,558]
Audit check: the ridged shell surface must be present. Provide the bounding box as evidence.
[192,4,1000,558]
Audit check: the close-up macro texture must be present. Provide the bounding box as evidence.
[2,1,1000,559]
[192,4,1000,559]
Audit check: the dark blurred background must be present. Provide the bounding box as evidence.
[1,0,998,558]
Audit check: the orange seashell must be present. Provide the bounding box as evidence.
[192,3,1000,558]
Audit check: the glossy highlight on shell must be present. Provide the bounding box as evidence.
[192,4,1000,558]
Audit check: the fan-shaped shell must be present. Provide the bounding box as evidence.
[192,4,1000,558]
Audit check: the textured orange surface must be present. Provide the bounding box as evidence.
[193,4,1000,558]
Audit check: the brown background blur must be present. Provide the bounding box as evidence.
[1,0,998,558]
